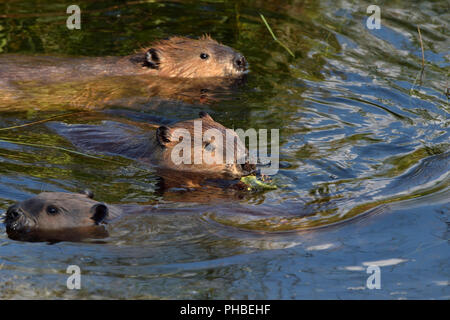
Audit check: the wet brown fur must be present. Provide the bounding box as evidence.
[3,192,121,234]
[137,35,246,78]
[0,36,247,110]
[145,112,255,179]
[51,112,255,180]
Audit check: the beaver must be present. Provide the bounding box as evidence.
[3,191,121,242]
[130,35,248,78]
[0,36,248,110]
[50,112,256,182]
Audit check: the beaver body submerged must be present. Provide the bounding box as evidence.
[50,112,256,181]
[3,191,121,242]
[0,36,248,110]
[1,36,248,81]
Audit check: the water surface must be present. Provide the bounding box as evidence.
[0,0,448,299]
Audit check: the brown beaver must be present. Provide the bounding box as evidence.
[0,36,248,110]
[3,191,121,242]
[131,35,248,78]
[50,112,256,181]
[2,35,248,81]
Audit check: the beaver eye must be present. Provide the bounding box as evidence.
[46,205,59,215]
[200,53,209,60]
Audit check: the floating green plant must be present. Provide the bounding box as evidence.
[259,13,295,58]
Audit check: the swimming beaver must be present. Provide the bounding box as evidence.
[1,35,248,82]
[0,36,248,110]
[50,112,256,181]
[3,191,121,242]
[132,35,248,78]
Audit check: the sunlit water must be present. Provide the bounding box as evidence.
[0,0,448,299]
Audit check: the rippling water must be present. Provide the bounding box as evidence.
[0,0,448,299]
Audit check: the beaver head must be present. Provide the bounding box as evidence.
[149,112,256,179]
[139,36,248,78]
[3,191,120,242]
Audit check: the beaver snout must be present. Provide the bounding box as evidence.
[233,54,248,72]
[4,205,29,231]
[5,204,20,222]
[241,161,256,175]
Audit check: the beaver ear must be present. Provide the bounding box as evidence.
[156,126,172,146]
[144,48,160,69]
[83,189,94,199]
[90,204,108,225]
[199,111,214,121]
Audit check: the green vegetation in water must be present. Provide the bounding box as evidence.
[0,112,89,131]
[259,13,295,58]
[409,25,426,95]
[0,137,126,165]
[240,175,277,191]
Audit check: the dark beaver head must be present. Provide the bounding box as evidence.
[142,36,248,78]
[150,112,256,179]
[3,191,117,239]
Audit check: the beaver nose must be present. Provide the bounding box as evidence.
[233,54,247,71]
[5,205,21,221]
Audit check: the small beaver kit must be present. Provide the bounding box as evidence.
[50,112,256,181]
[3,191,121,242]
[0,36,248,110]
[1,35,248,82]
[131,35,248,78]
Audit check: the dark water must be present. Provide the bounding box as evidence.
[0,0,448,299]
